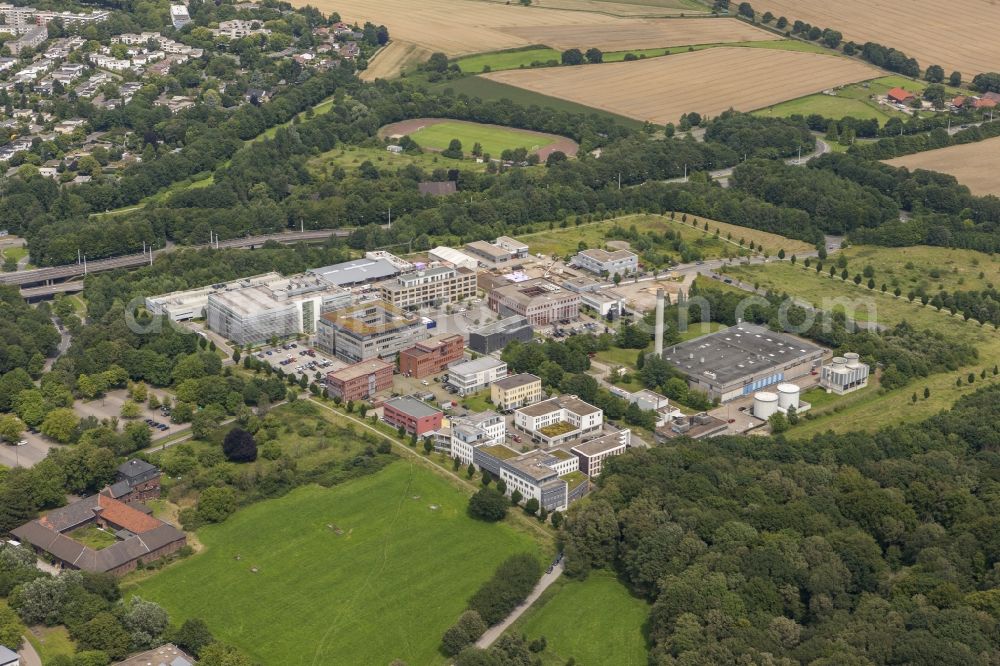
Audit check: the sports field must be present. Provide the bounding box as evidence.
[506,571,650,665]
[885,135,1000,197]
[751,0,1000,78]
[482,47,881,124]
[130,461,543,665]
[378,118,578,159]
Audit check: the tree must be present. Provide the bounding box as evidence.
[768,412,789,433]
[75,611,130,660]
[196,486,238,524]
[120,400,141,419]
[198,642,255,666]
[949,70,962,87]
[222,428,257,462]
[123,596,169,648]
[524,498,539,516]
[510,489,523,506]
[40,408,78,443]
[560,48,584,65]
[441,610,487,656]
[467,462,475,479]
[173,618,214,657]
[0,414,25,443]
[469,488,508,522]
[737,2,754,19]
[924,64,945,82]
[550,511,563,529]
[0,603,22,650]
[584,48,603,64]
[423,438,434,454]
[924,387,930,399]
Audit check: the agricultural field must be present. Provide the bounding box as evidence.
[378,118,578,159]
[515,213,814,258]
[721,254,1000,435]
[320,0,625,56]
[750,0,1000,78]
[505,570,650,665]
[885,135,1000,196]
[421,75,646,128]
[483,48,881,124]
[498,17,775,52]
[457,38,830,73]
[492,0,708,16]
[130,461,543,665]
[361,41,431,81]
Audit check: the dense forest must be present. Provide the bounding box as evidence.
[562,382,1000,664]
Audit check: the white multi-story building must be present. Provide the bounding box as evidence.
[169,4,190,29]
[449,411,505,463]
[376,265,476,310]
[514,396,603,447]
[445,357,507,396]
[572,248,638,277]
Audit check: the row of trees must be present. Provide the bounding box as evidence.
[560,382,1000,663]
[847,119,1000,161]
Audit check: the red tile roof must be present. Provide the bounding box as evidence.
[888,87,915,101]
[97,494,162,533]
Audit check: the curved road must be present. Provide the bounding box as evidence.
[664,136,830,186]
[475,561,564,650]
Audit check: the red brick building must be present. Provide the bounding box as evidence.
[399,333,465,378]
[382,396,443,436]
[326,358,394,402]
[105,459,161,504]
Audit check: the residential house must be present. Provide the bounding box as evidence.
[0,645,18,666]
[887,87,915,104]
[111,643,193,666]
[103,459,161,504]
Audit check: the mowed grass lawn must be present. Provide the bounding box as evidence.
[507,570,650,665]
[754,92,894,123]
[411,121,557,156]
[129,461,543,665]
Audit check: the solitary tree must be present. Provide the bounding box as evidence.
[222,427,257,462]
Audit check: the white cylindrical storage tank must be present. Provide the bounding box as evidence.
[777,383,800,410]
[844,352,860,368]
[754,391,779,420]
[831,356,847,366]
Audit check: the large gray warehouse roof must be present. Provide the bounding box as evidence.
[309,258,399,286]
[662,324,822,386]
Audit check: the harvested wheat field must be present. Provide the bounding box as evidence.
[885,136,1000,197]
[482,48,880,125]
[751,0,1000,79]
[498,17,774,51]
[360,41,431,81]
[305,0,752,57]
[491,0,708,17]
[313,0,615,56]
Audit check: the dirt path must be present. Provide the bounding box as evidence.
[360,41,430,81]
[19,635,42,666]
[475,561,564,649]
[377,117,579,159]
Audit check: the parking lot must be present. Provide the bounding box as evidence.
[252,341,347,384]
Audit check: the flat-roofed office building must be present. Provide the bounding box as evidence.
[317,300,428,363]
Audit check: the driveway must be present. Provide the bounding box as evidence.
[18,637,41,666]
[475,561,564,649]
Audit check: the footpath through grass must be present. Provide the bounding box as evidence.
[129,461,543,665]
[505,570,650,665]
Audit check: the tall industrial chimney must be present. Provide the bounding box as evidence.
[654,289,665,357]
